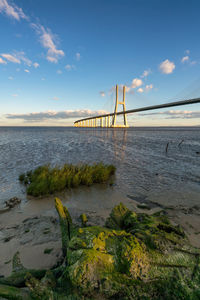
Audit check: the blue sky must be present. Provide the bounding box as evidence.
[0,0,200,126]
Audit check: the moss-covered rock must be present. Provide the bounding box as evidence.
[1,200,199,299]
[65,226,148,296]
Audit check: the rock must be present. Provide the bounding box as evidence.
[137,203,151,210]
[80,214,88,227]
[5,197,21,209]
[64,202,200,298]
[1,199,200,299]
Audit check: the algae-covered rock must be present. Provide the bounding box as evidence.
[1,199,200,300]
[63,202,200,298]
[80,214,88,227]
[65,226,149,296]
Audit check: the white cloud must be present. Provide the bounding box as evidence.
[141,69,151,78]
[41,77,45,81]
[16,51,32,66]
[139,110,200,119]
[57,70,62,74]
[76,52,81,61]
[137,88,144,93]
[0,0,27,21]
[100,91,105,97]
[159,59,175,74]
[65,64,75,71]
[185,49,190,54]
[0,57,6,64]
[46,56,57,63]
[33,62,39,68]
[6,109,108,122]
[8,76,13,80]
[190,61,197,65]
[145,84,153,91]
[24,69,30,73]
[31,23,64,63]
[131,78,143,88]
[1,51,32,66]
[125,85,131,92]
[1,53,20,63]
[181,56,189,63]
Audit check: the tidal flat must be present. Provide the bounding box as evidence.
[0,127,200,298]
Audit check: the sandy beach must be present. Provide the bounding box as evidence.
[1,184,200,277]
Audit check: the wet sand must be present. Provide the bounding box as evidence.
[0,185,200,277]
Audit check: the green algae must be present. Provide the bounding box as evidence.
[80,214,88,227]
[0,199,200,299]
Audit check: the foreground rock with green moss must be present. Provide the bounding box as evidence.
[0,199,199,299]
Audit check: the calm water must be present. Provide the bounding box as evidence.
[0,127,200,207]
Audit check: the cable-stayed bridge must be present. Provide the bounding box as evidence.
[74,85,200,128]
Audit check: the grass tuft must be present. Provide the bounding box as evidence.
[19,163,116,197]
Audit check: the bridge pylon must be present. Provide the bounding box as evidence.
[111,84,129,128]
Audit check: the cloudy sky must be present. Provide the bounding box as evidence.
[0,0,200,126]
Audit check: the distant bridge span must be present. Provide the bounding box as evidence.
[74,85,200,128]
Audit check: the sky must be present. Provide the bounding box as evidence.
[0,0,200,126]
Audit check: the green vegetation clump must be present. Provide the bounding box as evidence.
[44,248,53,254]
[19,163,116,197]
[1,199,199,299]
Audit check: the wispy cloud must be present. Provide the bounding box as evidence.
[1,51,32,66]
[137,84,153,93]
[24,69,30,73]
[141,69,151,78]
[57,70,62,74]
[33,62,39,68]
[100,91,105,97]
[11,93,18,97]
[75,52,81,61]
[52,97,59,100]
[145,84,153,91]
[0,0,27,21]
[159,59,175,74]
[1,53,20,63]
[139,110,200,119]
[31,23,64,63]
[8,76,13,80]
[16,51,32,66]
[6,110,108,122]
[181,56,189,63]
[65,64,75,71]
[0,57,6,64]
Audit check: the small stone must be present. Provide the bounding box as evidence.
[137,203,151,210]
[5,197,21,209]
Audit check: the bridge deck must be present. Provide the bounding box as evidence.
[74,97,200,126]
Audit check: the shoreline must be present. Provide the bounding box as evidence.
[0,185,200,277]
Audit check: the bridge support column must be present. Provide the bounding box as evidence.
[112,85,128,127]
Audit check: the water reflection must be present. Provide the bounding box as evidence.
[0,127,200,206]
